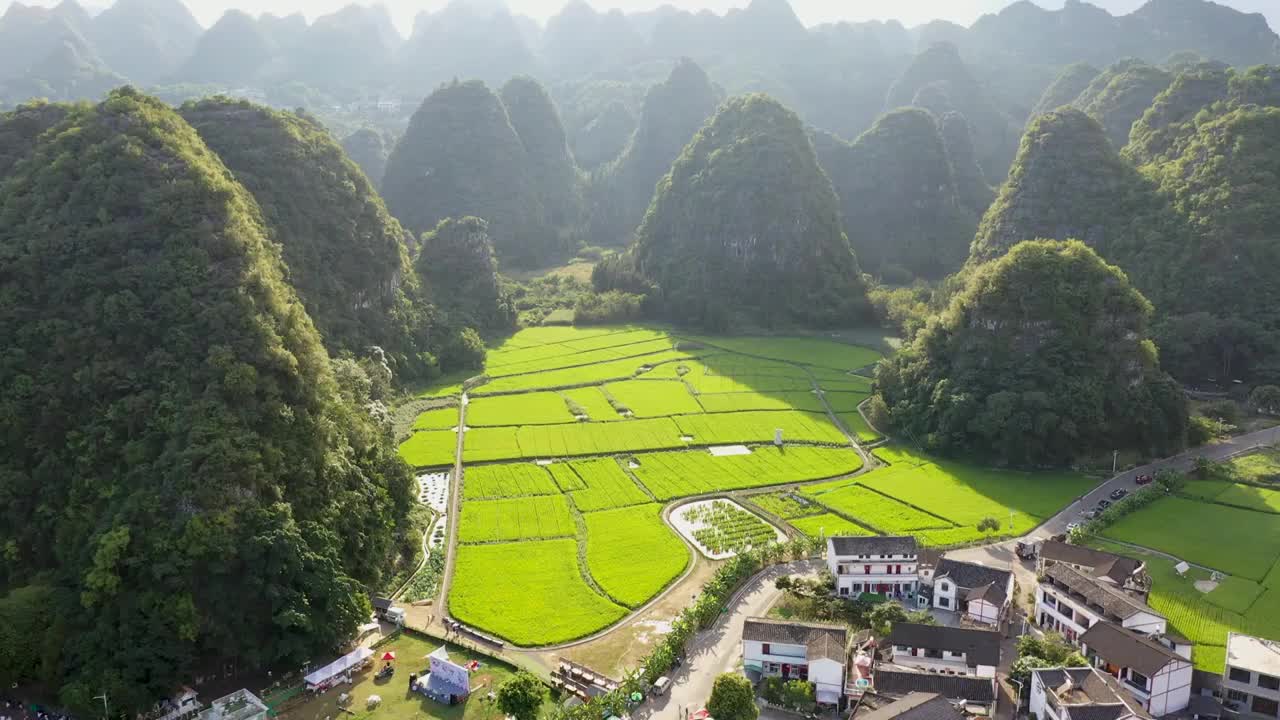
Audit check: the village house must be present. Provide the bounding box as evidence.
[854,692,967,720]
[1080,622,1193,716]
[828,536,920,600]
[1222,633,1280,720]
[742,617,849,705]
[871,668,999,717]
[929,558,1014,626]
[1036,564,1167,642]
[1039,541,1148,591]
[886,623,1001,678]
[1030,666,1153,720]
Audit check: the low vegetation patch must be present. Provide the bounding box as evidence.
[630,446,864,500]
[398,430,457,468]
[584,504,690,607]
[457,495,576,543]
[790,513,875,539]
[603,379,703,417]
[465,391,578,426]
[682,500,780,555]
[674,410,847,445]
[565,457,652,512]
[747,491,827,519]
[463,463,560,499]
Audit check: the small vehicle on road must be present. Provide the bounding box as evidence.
[1136,474,1154,485]
[1097,499,1112,510]
[1110,488,1129,501]
[1082,510,1098,520]
[1066,522,1080,533]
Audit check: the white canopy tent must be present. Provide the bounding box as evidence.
[304,647,373,690]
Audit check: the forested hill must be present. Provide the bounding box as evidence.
[0,88,415,711]
[628,94,870,329]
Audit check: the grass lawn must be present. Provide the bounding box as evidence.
[629,446,865,500]
[673,410,848,446]
[450,540,627,646]
[399,431,457,468]
[1213,483,1280,513]
[278,631,535,720]
[462,463,559,499]
[1225,447,1280,484]
[464,392,576,426]
[1102,496,1280,580]
[583,504,690,607]
[790,513,875,538]
[561,387,621,421]
[746,491,827,519]
[457,495,575,543]
[413,407,460,430]
[686,336,881,371]
[604,379,703,417]
[564,457,652,512]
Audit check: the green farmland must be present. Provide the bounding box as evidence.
[584,504,690,607]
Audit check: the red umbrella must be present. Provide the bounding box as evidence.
[381,651,396,661]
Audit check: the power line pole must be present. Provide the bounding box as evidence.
[93,693,109,720]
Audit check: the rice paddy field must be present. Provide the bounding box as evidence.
[397,326,1099,646]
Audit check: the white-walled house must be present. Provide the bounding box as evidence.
[742,617,848,705]
[1223,633,1280,720]
[887,623,1001,678]
[1030,667,1152,720]
[827,536,920,600]
[1039,541,1148,591]
[1037,564,1166,642]
[1081,622,1193,716]
[930,558,1014,626]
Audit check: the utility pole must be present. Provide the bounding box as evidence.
[1112,450,1119,475]
[1009,678,1025,718]
[93,693,109,720]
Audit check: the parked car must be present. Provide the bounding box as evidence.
[1110,488,1129,501]
[1097,499,1112,509]
[1082,510,1098,520]
[1136,474,1154,485]
[1066,522,1080,533]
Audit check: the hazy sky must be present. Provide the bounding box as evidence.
[7,0,1277,35]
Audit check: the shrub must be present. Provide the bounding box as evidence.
[1250,385,1280,415]
[1202,399,1240,424]
[574,291,645,324]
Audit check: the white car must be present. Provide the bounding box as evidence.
[1066,522,1081,533]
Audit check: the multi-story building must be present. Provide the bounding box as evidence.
[1038,542,1148,591]
[855,693,966,720]
[1037,564,1166,642]
[1031,666,1153,720]
[887,623,1001,678]
[742,617,849,705]
[871,668,998,717]
[827,536,919,600]
[1080,622,1193,716]
[930,558,1014,626]
[1223,633,1280,720]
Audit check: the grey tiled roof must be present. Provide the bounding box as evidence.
[888,623,1002,667]
[1041,542,1143,584]
[873,668,996,702]
[1044,564,1158,621]
[858,693,965,720]
[1081,622,1184,676]
[743,617,848,662]
[830,535,919,556]
[936,559,1012,605]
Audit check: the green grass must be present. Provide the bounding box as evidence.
[1181,480,1231,500]
[547,462,586,491]
[802,484,953,533]
[475,350,695,394]
[838,412,882,443]
[564,457,652,512]
[457,495,575,543]
[483,327,647,368]
[1213,483,1280,513]
[865,446,1096,528]
[682,500,778,554]
[461,427,521,462]
[583,504,689,607]
[1225,447,1280,484]
[604,379,703,417]
[747,491,827,519]
[696,391,826,413]
[816,376,873,393]
[562,387,621,421]
[823,392,870,412]
[449,539,627,646]
[464,391,576,426]
[487,338,677,378]
[519,418,686,458]
[412,368,475,398]
[686,336,882,371]
[462,463,559,499]
[790,513,875,539]
[674,410,848,445]
[630,446,865,500]
[412,407,459,430]
[1102,496,1280,580]
[647,356,814,394]
[398,430,456,468]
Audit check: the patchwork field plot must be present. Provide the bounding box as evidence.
[457,495,575,543]
[673,358,816,394]
[583,504,689,607]
[604,379,703,417]
[674,410,847,445]
[838,412,882,443]
[562,387,621,421]
[564,458,652,511]
[477,350,696,394]
[630,446,865,500]
[486,337,677,378]
[747,491,827,519]
[519,418,686,458]
[547,462,586,491]
[802,484,953,533]
[1210,483,1280,513]
[674,499,785,558]
[697,391,826,413]
[1102,496,1280,580]
[465,391,577,426]
[484,328,660,368]
[398,430,456,468]
[463,463,559,499]
[412,407,459,430]
[461,426,522,462]
[689,336,882,371]
[790,513,874,539]
[449,539,627,646]
[822,392,870,412]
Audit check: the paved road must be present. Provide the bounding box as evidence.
[1035,424,1280,537]
[633,561,823,720]
[433,393,469,622]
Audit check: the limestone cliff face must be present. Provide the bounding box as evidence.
[1072,59,1174,149]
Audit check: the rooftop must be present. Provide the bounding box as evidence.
[1043,564,1158,621]
[1227,633,1280,676]
[888,623,1002,667]
[831,535,920,557]
[873,668,996,702]
[1041,542,1144,585]
[1081,622,1185,676]
[858,693,965,720]
[936,558,1013,597]
[743,617,849,662]
[1033,666,1152,720]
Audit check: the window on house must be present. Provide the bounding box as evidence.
[938,597,950,608]
[1231,668,1253,684]
[1058,605,1073,620]
[1128,671,1150,689]
[1227,690,1250,703]
[865,565,872,575]
[839,587,850,597]
[925,649,943,659]
[1251,697,1278,717]
[838,565,847,574]
[940,582,949,591]
[1042,593,1057,608]
[762,643,771,655]
[896,565,903,574]
[854,583,864,592]
[1259,674,1280,691]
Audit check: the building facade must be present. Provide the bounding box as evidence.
[1030,666,1151,720]
[742,617,849,704]
[828,536,920,600]
[930,559,1014,626]
[1036,564,1166,642]
[1223,633,1280,720]
[887,623,1001,678]
[1081,622,1193,716]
